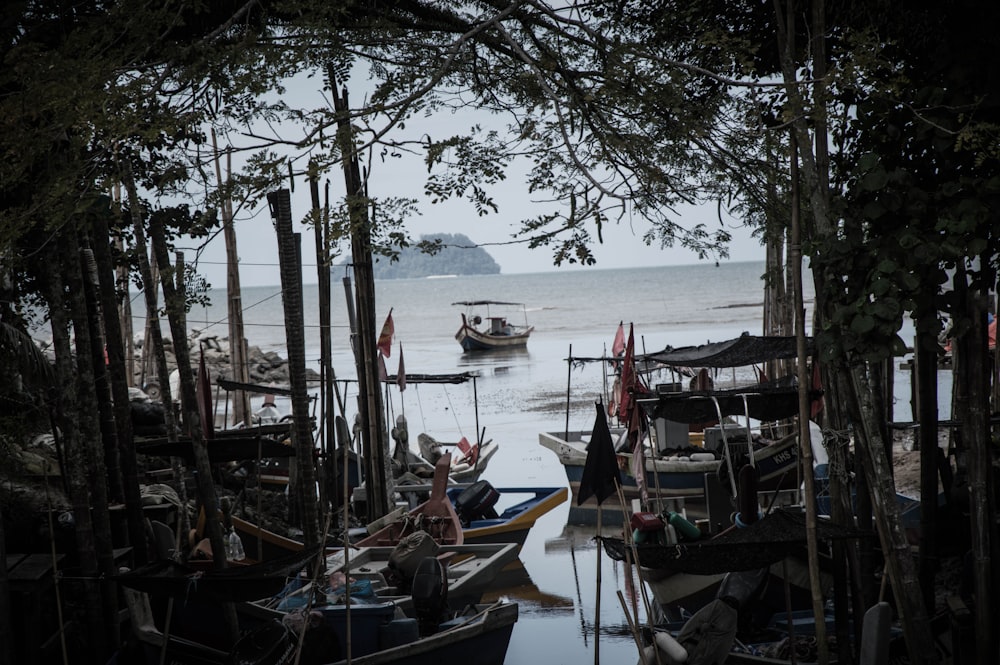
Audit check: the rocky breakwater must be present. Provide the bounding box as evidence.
[134,329,320,401]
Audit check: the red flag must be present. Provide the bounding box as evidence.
[612,321,625,358]
[810,358,824,418]
[617,324,636,421]
[397,343,406,392]
[377,308,394,358]
[615,324,651,504]
[378,354,388,382]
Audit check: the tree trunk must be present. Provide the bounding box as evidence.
[145,222,227,562]
[0,507,12,665]
[41,244,108,663]
[146,215,241,645]
[331,79,391,520]
[789,120,828,664]
[823,363,866,663]
[847,361,937,665]
[961,288,996,665]
[91,212,147,565]
[311,172,337,518]
[268,189,321,547]
[212,130,251,428]
[64,232,120,655]
[79,243,125,506]
[830,367,875,658]
[120,162,190,540]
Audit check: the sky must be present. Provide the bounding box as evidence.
[177,74,766,289]
[184,179,764,290]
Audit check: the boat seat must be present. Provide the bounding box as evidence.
[150,520,176,560]
[121,585,165,647]
[456,437,478,465]
[121,584,229,659]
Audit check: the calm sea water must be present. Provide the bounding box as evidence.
[141,261,931,663]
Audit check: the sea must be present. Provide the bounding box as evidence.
[142,261,934,664]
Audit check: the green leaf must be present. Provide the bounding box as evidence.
[851,314,876,334]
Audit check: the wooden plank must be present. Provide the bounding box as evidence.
[7,553,62,582]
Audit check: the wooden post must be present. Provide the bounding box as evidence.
[212,130,250,428]
[331,76,390,520]
[269,190,321,547]
[963,289,995,665]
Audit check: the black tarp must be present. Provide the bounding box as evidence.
[643,335,812,369]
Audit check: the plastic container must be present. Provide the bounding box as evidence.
[319,601,397,658]
[668,512,702,541]
[379,617,419,649]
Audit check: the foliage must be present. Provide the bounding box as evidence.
[809,3,1000,362]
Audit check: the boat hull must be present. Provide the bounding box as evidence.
[458,487,568,550]
[539,430,800,526]
[455,324,533,352]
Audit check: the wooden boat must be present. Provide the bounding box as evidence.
[600,507,863,619]
[414,432,499,483]
[387,377,497,484]
[231,482,566,563]
[118,542,519,665]
[314,541,520,614]
[539,424,800,525]
[228,601,519,665]
[357,453,464,547]
[452,300,533,352]
[388,482,568,551]
[114,545,322,603]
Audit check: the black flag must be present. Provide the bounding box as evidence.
[576,401,620,506]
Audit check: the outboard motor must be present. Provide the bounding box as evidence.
[411,556,449,636]
[387,531,440,592]
[454,480,500,525]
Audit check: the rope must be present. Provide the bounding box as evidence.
[442,385,464,436]
[821,427,853,485]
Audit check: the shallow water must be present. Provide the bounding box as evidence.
[132,261,940,663]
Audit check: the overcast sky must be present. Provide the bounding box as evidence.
[178,76,765,289]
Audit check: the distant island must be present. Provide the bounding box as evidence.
[369,233,501,279]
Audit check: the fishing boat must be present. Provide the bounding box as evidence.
[413,432,498,483]
[542,334,818,526]
[313,540,520,614]
[385,376,498,484]
[452,300,533,352]
[397,482,569,551]
[117,540,519,665]
[600,506,864,622]
[357,454,464,547]
[232,479,567,561]
[223,601,518,665]
[539,421,801,525]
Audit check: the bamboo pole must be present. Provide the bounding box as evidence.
[331,76,390,520]
[212,130,250,428]
[269,191,321,547]
[594,503,602,665]
[789,112,827,663]
[565,345,573,441]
